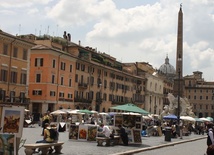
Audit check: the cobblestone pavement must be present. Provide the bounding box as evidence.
[19,125,206,155]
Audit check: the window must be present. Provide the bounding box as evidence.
[23,49,28,60]
[13,47,18,58]
[20,73,27,84]
[52,59,56,68]
[52,75,55,84]
[0,69,8,82]
[32,90,42,95]
[75,74,78,82]
[35,58,43,67]
[59,92,64,97]
[60,76,64,85]
[50,91,55,96]
[10,71,17,83]
[81,64,85,71]
[200,96,202,100]
[3,44,8,55]
[20,92,25,103]
[68,93,72,98]
[61,62,66,70]
[76,63,80,70]
[70,65,72,72]
[36,74,41,83]
[69,78,72,87]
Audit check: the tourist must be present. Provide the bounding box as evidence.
[99,123,111,138]
[207,123,214,147]
[118,124,128,146]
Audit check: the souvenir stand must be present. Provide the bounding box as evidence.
[0,104,25,155]
[68,111,98,142]
[113,113,143,144]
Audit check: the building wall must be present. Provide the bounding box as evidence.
[145,73,164,115]
[0,31,34,105]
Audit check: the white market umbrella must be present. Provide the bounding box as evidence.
[68,109,84,115]
[199,117,211,122]
[180,116,196,122]
[50,110,67,115]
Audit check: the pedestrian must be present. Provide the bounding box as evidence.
[207,123,214,147]
[179,120,183,139]
[118,124,128,146]
[41,112,51,136]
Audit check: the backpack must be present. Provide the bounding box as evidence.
[48,128,58,140]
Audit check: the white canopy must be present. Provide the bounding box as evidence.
[180,116,196,122]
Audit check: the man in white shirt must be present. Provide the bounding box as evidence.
[100,124,111,138]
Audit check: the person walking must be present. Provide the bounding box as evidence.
[207,123,214,147]
[118,124,128,146]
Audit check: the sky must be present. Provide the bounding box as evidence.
[0,0,214,81]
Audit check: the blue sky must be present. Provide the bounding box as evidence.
[0,0,214,80]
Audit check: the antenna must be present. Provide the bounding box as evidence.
[56,24,58,36]
[47,25,49,35]
[19,24,21,35]
[39,25,42,36]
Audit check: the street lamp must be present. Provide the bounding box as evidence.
[212,92,214,123]
[177,69,181,125]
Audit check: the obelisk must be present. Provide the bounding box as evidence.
[174,4,184,97]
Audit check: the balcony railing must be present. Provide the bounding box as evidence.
[0,97,30,104]
[74,97,92,103]
[78,83,88,89]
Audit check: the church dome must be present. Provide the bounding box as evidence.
[158,56,176,75]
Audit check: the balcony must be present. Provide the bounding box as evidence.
[74,97,92,103]
[112,100,126,105]
[0,97,30,105]
[59,98,73,102]
[78,83,88,89]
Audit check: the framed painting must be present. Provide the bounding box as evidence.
[135,123,141,129]
[78,124,88,141]
[133,130,142,143]
[123,115,136,128]
[69,124,79,140]
[0,106,24,138]
[0,133,16,155]
[135,116,141,122]
[114,115,123,127]
[87,125,97,141]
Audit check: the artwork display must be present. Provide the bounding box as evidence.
[78,125,88,141]
[133,130,142,143]
[0,106,24,138]
[87,126,97,141]
[123,115,136,128]
[114,115,123,127]
[0,133,16,155]
[69,125,79,140]
[135,123,141,129]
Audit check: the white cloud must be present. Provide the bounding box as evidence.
[0,0,53,8]
[1,0,214,80]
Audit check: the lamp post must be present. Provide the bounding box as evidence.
[212,92,214,123]
[177,69,180,125]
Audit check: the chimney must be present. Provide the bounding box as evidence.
[79,40,81,45]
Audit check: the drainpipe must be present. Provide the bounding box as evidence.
[56,53,64,109]
[7,39,16,96]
